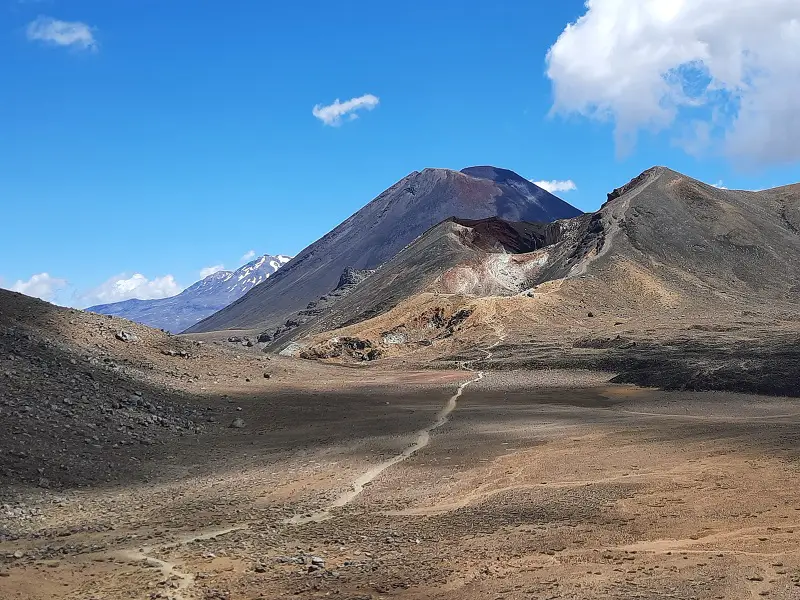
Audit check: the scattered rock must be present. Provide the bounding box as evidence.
[337,267,373,288]
[275,555,305,565]
[229,418,245,429]
[115,330,139,343]
[161,349,190,358]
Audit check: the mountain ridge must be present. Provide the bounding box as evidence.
[261,215,571,351]
[87,254,291,333]
[185,165,582,334]
[282,166,800,367]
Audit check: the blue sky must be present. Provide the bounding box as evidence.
[2,0,799,306]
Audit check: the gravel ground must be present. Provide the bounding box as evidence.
[2,289,800,600]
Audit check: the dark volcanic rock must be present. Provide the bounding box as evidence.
[0,290,206,490]
[337,267,373,288]
[185,166,581,335]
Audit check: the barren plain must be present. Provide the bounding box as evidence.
[2,295,799,600]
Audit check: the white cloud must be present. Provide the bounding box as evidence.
[312,94,380,126]
[712,180,728,189]
[81,273,182,307]
[199,264,225,278]
[531,179,577,194]
[546,0,800,164]
[9,273,68,302]
[26,16,97,50]
[240,250,256,262]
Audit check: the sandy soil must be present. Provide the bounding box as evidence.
[5,165,800,600]
[2,363,799,600]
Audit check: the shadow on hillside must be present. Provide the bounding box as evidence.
[2,290,799,502]
[436,334,800,398]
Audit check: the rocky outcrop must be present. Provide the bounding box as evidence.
[299,337,384,362]
[257,266,376,344]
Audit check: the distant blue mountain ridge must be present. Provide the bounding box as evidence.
[86,254,291,333]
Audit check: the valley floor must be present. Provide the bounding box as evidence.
[2,367,800,600]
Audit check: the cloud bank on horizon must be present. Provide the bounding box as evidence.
[80,273,183,307]
[4,271,183,307]
[546,0,800,165]
[2,249,280,306]
[11,273,68,303]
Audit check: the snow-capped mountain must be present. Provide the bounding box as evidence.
[86,254,292,333]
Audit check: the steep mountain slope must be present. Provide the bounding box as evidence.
[264,217,567,349]
[547,166,800,297]
[87,255,291,333]
[288,167,800,378]
[185,167,581,334]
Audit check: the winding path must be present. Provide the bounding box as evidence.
[288,348,492,524]
[118,338,500,598]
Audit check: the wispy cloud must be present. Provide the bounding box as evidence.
[711,181,728,190]
[26,16,96,50]
[312,94,380,126]
[80,273,182,307]
[240,250,256,262]
[9,272,68,303]
[531,179,577,194]
[200,264,225,278]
